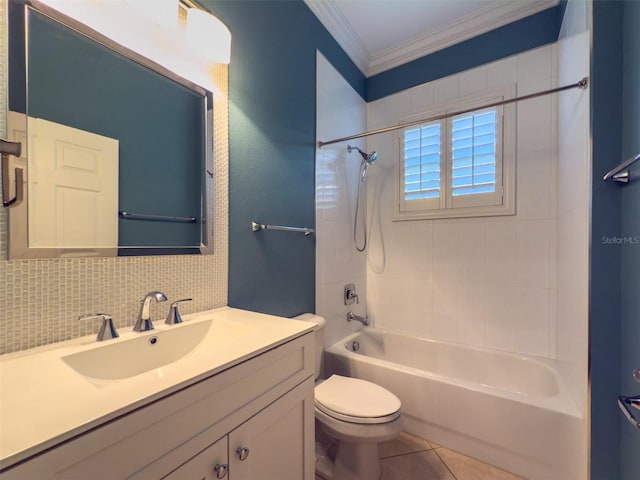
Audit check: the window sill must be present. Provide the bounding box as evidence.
[393,202,516,221]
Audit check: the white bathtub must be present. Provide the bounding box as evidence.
[324,330,586,480]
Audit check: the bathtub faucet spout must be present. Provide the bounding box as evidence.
[347,311,369,326]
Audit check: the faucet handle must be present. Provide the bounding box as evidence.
[344,284,359,305]
[165,298,192,325]
[79,313,119,341]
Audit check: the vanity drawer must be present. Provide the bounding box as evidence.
[0,333,313,480]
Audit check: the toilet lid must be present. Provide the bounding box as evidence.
[315,375,401,420]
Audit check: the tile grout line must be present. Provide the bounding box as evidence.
[378,446,434,460]
[433,447,459,480]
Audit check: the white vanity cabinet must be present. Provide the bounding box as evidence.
[0,332,315,480]
[163,437,229,480]
[161,379,312,480]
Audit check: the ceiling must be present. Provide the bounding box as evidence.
[304,0,559,77]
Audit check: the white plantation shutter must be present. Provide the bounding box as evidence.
[403,123,441,201]
[398,89,513,219]
[451,109,497,196]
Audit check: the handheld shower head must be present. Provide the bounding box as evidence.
[348,145,378,165]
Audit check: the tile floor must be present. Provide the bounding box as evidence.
[316,432,525,480]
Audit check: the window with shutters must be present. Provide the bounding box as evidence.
[397,87,515,220]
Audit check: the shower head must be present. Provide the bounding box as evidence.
[348,145,378,165]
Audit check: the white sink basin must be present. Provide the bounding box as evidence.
[62,319,213,381]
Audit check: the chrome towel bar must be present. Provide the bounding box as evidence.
[251,221,315,236]
[619,368,640,430]
[603,153,640,183]
[119,211,197,223]
[618,395,640,429]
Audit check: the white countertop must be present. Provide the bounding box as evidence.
[0,307,313,469]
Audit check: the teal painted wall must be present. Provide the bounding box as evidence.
[590,1,640,478]
[620,0,640,477]
[206,0,365,316]
[590,2,623,478]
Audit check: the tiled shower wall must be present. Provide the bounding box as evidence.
[0,4,229,354]
[554,2,589,476]
[365,45,561,359]
[315,52,367,349]
[556,0,590,414]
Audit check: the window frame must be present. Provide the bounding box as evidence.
[395,85,516,221]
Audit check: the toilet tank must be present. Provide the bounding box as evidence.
[294,313,325,380]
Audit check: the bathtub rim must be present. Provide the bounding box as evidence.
[325,329,584,419]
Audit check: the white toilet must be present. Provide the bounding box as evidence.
[296,314,402,480]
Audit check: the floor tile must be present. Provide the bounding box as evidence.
[428,440,442,449]
[435,447,525,480]
[379,431,433,458]
[381,450,455,480]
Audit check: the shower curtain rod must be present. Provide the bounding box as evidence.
[317,76,589,148]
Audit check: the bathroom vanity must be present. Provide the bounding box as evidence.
[0,308,315,479]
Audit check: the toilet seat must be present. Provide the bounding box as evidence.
[315,375,401,425]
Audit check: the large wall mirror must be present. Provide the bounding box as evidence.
[6,0,215,258]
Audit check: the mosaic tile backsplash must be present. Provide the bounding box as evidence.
[0,8,229,354]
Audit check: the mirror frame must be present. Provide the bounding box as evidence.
[7,0,214,259]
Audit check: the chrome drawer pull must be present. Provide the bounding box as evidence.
[236,446,250,461]
[214,463,228,479]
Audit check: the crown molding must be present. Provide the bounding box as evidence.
[306,0,558,78]
[368,0,558,76]
[303,0,370,74]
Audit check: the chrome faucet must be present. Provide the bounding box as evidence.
[347,311,369,326]
[80,313,119,341]
[134,291,168,332]
[165,298,192,325]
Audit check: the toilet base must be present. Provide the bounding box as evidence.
[334,440,381,480]
[314,438,381,480]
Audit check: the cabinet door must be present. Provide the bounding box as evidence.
[162,436,228,480]
[229,378,315,480]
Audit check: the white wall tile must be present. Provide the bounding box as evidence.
[517,45,554,94]
[484,285,518,351]
[516,91,554,155]
[513,287,551,356]
[486,56,517,89]
[484,220,517,286]
[433,223,459,283]
[359,45,568,360]
[433,75,460,104]
[459,66,488,97]
[412,280,434,338]
[384,221,417,278]
[412,223,433,283]
[516,150,553,220]
[432,282,458,341]
[316,53,367,349]
[457,222,486,284]
[409,82,435,110]
[516,219,551,288]
[554,0,590,419]
[456,284,486,345]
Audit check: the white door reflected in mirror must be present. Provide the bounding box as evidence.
[27,117,119,249]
